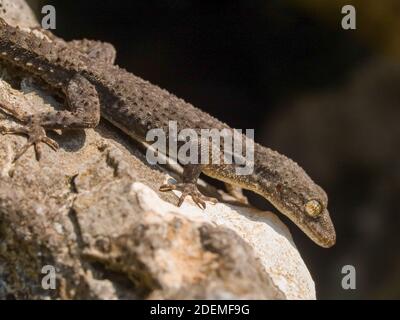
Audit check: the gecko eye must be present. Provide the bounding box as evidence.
[304,200,322,217]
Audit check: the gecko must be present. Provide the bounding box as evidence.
[0,18,335,248]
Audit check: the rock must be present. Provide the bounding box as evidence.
[0,1,316,300]
[0,0,39,29]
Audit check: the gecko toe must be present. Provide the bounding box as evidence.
[13,142,33,162]
[177,192,188,207]
[191,194,206,210]
[159,184,176,192]
[42,136,59,151]
[1,126,29,136]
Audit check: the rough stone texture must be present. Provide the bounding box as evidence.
[0,0,39,29]
[0,0,316,300]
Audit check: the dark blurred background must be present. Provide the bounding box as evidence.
[31,0,400,299]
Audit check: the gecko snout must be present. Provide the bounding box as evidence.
[305,208,336,248]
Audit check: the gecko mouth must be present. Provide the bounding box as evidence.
[312,230,336,248]
[301,209,336,248]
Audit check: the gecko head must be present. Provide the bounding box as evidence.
[296,197,336,248]
[255,160,336,248]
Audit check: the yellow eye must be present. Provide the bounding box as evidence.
[305,200,322,217]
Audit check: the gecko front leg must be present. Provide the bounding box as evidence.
[0,73,100,162]
[32,26,117,65]
[67,39,116,65]
[159,164,217,209]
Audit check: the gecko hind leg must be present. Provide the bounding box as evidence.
[1,123,59,162]
[225,183,249,204]
[0,73,100,162]
[159,164,217,209]
[0,102,59,161]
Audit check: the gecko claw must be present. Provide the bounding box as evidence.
[160,182,217,209]
[1,124,59,162]
[159,183,177,192]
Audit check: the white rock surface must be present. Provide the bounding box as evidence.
[132,181,316,299]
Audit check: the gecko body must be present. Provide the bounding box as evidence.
[0,19,335,247]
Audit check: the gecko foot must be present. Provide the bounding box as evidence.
[159,182,218,209]
[1,124,59,162]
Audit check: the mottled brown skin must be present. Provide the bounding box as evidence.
[0,19,335,247]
